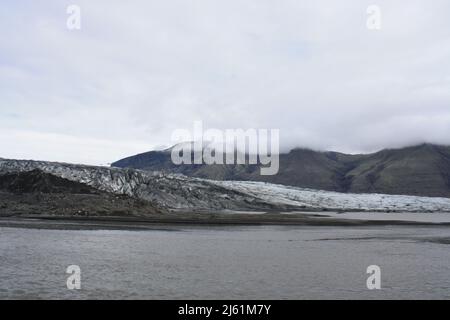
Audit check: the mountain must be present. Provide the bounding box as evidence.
[112,144,450,198]
[2,158,450,213]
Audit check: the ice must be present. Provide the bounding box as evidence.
[1,158,450,212]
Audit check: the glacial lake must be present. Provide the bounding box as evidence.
[1,225,450,299]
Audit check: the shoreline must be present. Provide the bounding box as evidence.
[1,212,450,231]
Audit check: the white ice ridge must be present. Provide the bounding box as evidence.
[210,180,450,212]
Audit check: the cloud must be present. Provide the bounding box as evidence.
[1,0,450,164]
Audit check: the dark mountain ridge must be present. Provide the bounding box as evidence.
[0,169,96,194]
[112,143,450,198]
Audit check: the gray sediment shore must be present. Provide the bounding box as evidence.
[1,212,450,231]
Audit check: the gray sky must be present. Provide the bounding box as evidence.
[1,0,450,165]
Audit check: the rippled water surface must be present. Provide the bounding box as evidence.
[1,225,450,299]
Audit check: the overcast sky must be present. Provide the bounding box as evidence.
[1,0,450,165]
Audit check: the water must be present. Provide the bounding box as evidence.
[1,225,450,299]
[313,211,450,223]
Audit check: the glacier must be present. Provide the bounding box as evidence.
[1,158,450,213]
